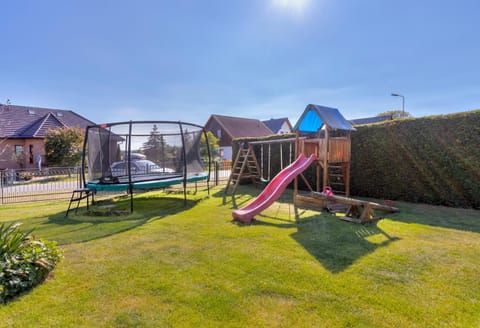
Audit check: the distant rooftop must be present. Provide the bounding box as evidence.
[0,104,94,138]
[206,114,273,139]
[262,117,292,133]
[349,115,393,126]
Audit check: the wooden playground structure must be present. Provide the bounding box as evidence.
[228,104,399,223]
[224,137,297,196]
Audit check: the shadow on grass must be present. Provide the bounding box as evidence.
[215,184,295,209]
[236,201,399,274]
[389,201,480,233]
[290,211,400,273]
[221,184,480,273]
[234,206,400,273]
[214,185,263,209]
[12,195,201,246]
[218,184,403,273]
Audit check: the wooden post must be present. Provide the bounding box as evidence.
[346,131,351,196]
[294,130,299,198]
[345,163,350,196]
[323,128,329,189]
[316,162,320,192]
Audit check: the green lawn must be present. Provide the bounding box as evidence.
[0,186,479,327]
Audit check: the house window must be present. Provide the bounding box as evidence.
[14,145,24,155]
[29,145,34,164]
[217,129,222,138]
[14,145,25,167]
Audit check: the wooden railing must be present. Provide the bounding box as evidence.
[301,138,351,163]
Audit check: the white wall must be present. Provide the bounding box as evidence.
[219,146,233,161]
[278,121,291,134]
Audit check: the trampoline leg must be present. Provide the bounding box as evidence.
[129,185,134,213]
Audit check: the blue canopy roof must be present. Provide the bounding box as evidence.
[293,104,356,133]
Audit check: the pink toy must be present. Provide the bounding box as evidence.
[323,186,334,196]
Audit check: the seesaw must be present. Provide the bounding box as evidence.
[310,191,399,223]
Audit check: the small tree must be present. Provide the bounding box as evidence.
[142,124,165,163]
[200,131,219,161]
[45,126,84,166]
[377,110,413,119]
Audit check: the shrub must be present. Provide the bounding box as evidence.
[45,126,84,166]
[0,223,62,303]
[17,171,33,181]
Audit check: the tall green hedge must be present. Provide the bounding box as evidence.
[350,110,480,208]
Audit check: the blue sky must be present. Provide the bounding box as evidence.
[1,0,479,126]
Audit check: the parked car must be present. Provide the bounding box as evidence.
[127,153,146,160]
[110,160,175,177]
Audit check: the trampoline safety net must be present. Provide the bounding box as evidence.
[84,121,209,185]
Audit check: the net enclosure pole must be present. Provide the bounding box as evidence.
[128,121,134,213]
[179,122,188,206]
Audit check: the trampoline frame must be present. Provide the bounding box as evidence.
[81,120,211,212]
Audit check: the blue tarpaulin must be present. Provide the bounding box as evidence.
[293,104,356,133]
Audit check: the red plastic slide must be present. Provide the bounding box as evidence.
[232,153,316,224]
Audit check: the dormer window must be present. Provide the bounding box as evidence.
[28,109,36,115]
[56,112,64,117]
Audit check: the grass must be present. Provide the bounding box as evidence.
[0,185,479,327]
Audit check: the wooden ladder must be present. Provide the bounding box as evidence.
[327,164,350,196]
[66,188,94,217]
[224,144,262,196]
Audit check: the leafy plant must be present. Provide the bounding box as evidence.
[0,223,62,303]
[0,223,31,257]
[45,126,84,166]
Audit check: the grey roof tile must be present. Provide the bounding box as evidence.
[262,118,291,133]
[0,104,94,138]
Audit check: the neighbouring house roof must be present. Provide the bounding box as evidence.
[0,104,94,138]
[293,104,356,133]
[349,115,393,126]
[206,114,273,139]
[262,118,292,133]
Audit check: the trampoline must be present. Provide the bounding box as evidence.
[81,120,211,211]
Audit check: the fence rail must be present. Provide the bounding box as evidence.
[0,161,232,205]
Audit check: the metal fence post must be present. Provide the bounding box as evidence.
[0,170,3,205]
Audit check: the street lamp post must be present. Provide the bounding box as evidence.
[391,93,405,118]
